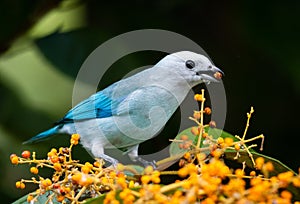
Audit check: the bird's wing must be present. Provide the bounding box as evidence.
[57,87,126,124]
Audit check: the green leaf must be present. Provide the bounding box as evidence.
[12,192,61,204]
[170,127,295,174]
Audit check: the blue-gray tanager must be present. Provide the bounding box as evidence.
[24,51,223,167]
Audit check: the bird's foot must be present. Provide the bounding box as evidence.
[137,157,157,169]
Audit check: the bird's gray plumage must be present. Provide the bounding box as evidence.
[25,51,224,167]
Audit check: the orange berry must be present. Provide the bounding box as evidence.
[255,157,264,169]
[10,153,17,160]
[41,178,52,188]
[81,165,91,174]
[204,107,212,115]
[214,71,223,80]
[16,181,25,189]
[84,176,94,186]
[194,94,204,102]
[264,161,274,172]
[250,171,256,177]
[50,155,59,163]
[53,163,62,172]
[72,173,82,183]
[30,167,39,174]
[184,152,191,160]
[27,195,34,202]
[10,155,19,164]
[183,142,191,149]
[293,177,300,187]
[179,159,186,167]
[56,195,65,202]
[180,135,189,141]
[202,132,208,138]
[234,144,241,151]
[94,161,101,167]
[278,171,294,183]
[71,133,80,141]
[70,139,78,145]
[211,149,222,158]
[281,190,292,200]
[178,167,189,178]
[191,126,200,136]
[224,137,234,146]
[235,169,244,178]
[21,150,31,159]
[193,111,201,119]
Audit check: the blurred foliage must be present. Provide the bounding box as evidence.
[0,0,299,202]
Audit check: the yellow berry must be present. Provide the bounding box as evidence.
[264,161,274,172]
[30,167,39,174]
[217,137,224,144]
[141,175,151,184]
[152,176,161,184]
[194,94,204,101]
[10,155,19,165]
[71,134,80,145]
[71,133,80,141]
[129,180,135,188]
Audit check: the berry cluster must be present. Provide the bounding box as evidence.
[10,89,300,203]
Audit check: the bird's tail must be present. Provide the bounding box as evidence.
[23,126,60,144]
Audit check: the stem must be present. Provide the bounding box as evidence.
[196,89,205,148]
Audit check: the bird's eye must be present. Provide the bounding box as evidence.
[208,65,212,69]
[185,60,195,69]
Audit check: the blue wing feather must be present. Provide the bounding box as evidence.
[57,84,126,124]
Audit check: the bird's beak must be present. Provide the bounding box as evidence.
[196,66,224,83]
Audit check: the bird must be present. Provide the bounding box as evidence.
[24,51,224,167]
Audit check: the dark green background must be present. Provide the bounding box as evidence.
[0,1,299,202]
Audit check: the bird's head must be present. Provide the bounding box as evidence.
[156,51,224,86]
